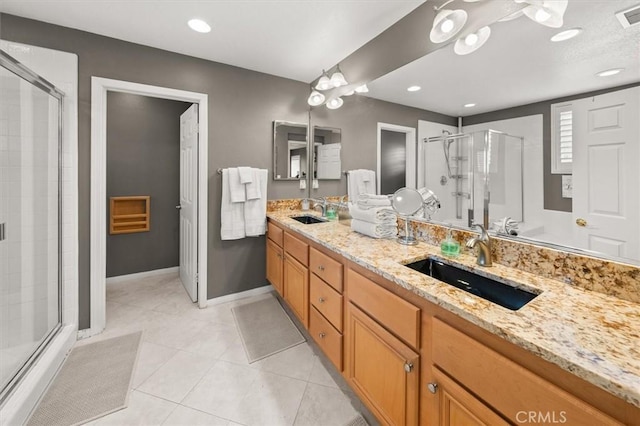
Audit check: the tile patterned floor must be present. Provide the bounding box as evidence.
[76,272,363,426]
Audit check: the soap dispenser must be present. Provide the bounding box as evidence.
[440,227,460,258]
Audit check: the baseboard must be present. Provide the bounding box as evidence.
[207,285,274,307]
[1,325,76,426]
[106,266,179,284]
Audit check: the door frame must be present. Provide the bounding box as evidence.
[377,123,417,193]
[89,77,208,337]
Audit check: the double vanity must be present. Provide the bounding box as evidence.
[265,207,640,426]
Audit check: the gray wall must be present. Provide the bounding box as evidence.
[463,82,640,212]
[1,13,310,329]
[106,92,191,277]
[310,95,457,197]
[380,129,406,195]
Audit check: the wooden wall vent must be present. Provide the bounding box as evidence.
[110,196,150,234]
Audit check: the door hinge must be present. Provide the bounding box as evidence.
[195,273,199,283]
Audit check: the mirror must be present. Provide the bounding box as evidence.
[391,187,423,246]
[324,1,639,265]
[312,126,342,180]
[273,120,308,180]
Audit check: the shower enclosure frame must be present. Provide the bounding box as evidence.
[0,50,65,406]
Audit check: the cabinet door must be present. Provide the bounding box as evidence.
[284,254,308,327]
[431,367,509,426]
[266,239,283,296]
[346,303,419,426]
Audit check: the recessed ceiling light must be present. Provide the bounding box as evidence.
[188,19,211,33]
[407,86,421,92]
[596,68,624,77]
[464,103,476,108]
[551,28,582,42]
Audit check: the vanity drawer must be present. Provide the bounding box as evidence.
[309,247,343,292]
[284,232,308,266]
[432,319,621,426]
[309,306,343,371]
[347,269,420,349]
[267,221,283,247]
[310,274,343,331]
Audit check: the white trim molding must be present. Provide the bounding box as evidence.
[207,285,274,307]
[90,77,209,337]
[376,123,417,193]
[105,267,180,285]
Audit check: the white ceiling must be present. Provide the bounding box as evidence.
[367,1,640,117]
[0,0,423,83]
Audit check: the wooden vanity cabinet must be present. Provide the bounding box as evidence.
[266,222,284,296]
[283,232,309,327]
[309,247,345,371]
[345,269,421,426]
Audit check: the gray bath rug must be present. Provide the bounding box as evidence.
[232,295,305,363]
[345,413,370,426]
[27,331,142,426]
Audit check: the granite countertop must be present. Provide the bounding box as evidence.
[267,210,640,408]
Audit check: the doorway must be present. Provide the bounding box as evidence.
[88,77,208,338]
[377,123,417,194]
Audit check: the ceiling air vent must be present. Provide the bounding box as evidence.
[616,4,640,28]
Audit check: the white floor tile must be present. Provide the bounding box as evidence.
[131,342,179,388]
[161,405,230,426]
[307,356,338,388]
[181,360,258,419]
[137,350,216,403]
[232,371,308,426]
[293,383,358,426]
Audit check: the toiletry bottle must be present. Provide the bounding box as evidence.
[326,205,337,221]
[301,198,309,211]
[441,228,460,257]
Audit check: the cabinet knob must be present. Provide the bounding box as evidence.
[318,265,325,272]
[319,332,326,339]
[576,218,587,227]
[318,297,325,303]
[404,362,414,373]
[427,383,438,394]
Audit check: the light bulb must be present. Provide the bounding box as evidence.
[188,19,211,33]
[465,33,479,46]
[354,84,369,93]
[326,97,344,110]
[440,18,454,33]
[535,8,551,22]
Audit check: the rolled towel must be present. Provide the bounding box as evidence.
[351,219,397,239]
[349,204,397,224]
[358,194,390,200]
[356,198,392,209]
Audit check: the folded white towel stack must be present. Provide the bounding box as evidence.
[351,219,397,239]
[349,194,397,239]
[349,204,396,224]
[356,193,391,210]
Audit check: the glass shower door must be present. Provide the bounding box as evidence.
[0,54,62,401]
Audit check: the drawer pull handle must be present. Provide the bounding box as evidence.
[319,332,326,339]
[404,362,414,373]
[427,383,438,394]
[318,297,325,303]
[318,265,325,271]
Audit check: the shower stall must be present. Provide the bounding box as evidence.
[0,51,64,406]
[422,129,524,230]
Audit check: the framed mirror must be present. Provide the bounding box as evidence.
[273,120,308,181]
[312,125,342,180]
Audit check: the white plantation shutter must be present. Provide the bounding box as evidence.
[551,103,573,174]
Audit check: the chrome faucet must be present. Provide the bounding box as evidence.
[466,223,493,266]
[312,198,328,217]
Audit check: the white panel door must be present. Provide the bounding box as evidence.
[572,86,639,260]
[179,104,198,302]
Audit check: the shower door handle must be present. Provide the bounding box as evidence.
[0,223,5,241]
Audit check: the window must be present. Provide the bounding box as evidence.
[551,102,573,174]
